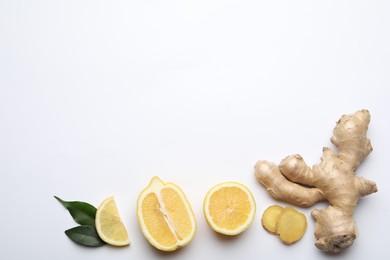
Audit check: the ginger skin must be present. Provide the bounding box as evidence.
[255,109,377,253]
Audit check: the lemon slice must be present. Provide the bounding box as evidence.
[137,176,196,251]
[203,182,256,235]
[95,196,130,246]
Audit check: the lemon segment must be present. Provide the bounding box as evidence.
[203,182,256,236]
[137,176,196,251]
[95,196,130,246]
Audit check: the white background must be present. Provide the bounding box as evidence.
[1,0,389,259]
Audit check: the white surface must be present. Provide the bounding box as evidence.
[1,0,389,259]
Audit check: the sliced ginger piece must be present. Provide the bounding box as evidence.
[276,207,307,244]
[261,205,284,233]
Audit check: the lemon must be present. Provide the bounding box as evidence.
[137,176,196,251]
[95,196,130,246]
[203,182,256,235]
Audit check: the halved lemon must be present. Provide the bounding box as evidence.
[95,196,130,246]
[137,176,196,251]
[203,182,256,236]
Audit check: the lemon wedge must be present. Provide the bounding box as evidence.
[95,196,130,246]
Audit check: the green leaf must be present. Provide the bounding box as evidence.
[54,196,96,226]
[65,226,105,247]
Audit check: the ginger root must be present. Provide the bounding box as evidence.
[262,205,307,244]
[255,109,377,253]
